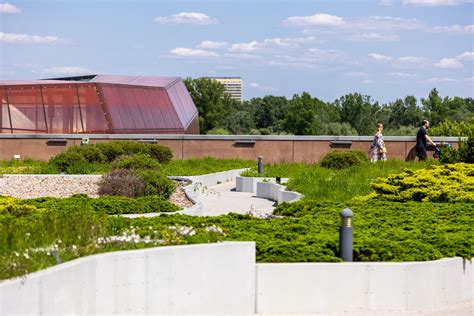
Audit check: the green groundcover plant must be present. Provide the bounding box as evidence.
[371,163,474,203]
[1,194,473,280]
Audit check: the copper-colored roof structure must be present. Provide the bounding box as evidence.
[0,75,199,134]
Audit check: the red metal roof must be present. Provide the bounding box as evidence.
[91,75,180,88]
[0,80,73,85]
[1,75,199,134]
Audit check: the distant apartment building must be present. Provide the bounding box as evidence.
[209,77,243,102]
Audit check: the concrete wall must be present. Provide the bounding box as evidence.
[0,242,256,315]
[0,134,461,163]
[0,242,472,315]
[256,258,473,314]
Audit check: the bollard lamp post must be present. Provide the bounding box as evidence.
[258,155,264,175]
[339,208,353,262]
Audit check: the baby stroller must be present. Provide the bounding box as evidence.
[433,144,452,159]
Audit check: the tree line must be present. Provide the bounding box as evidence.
[184,77,474,136]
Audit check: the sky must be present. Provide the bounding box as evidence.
[0,0,473,103]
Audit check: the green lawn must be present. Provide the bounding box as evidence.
[241,159,438,202]
[161,157,254,176]
[0,157,254,176]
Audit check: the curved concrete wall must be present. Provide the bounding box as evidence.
[237,176,302,204]
[0,243,472,314]
[0,242,256,315]
[0,134,461,162]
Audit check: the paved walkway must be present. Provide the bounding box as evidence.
[198,181,275,216]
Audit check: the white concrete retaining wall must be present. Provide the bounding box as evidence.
[278,189,303,204]
[254,179,303,204]
[174,168,248,187]
[256,258,473,314]
[0,242,256,315]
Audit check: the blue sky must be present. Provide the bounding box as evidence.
[1,0,473,103]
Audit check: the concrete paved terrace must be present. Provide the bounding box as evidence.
[197,180,275,216]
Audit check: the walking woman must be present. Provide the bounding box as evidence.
[370,123,387,162]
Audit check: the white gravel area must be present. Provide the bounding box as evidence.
[0,175,195,209]
[0,174,102,199]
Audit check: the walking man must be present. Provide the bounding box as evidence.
[416,120,436,161]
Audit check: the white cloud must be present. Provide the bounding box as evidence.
[43,67,93,75]
[248,82,276,91]
[154,12,218,25]
[465,76,474,83]
[390,72,415,77]
[433,24,474,34]
[435,58,464,69]
[229,37,317,52]
[230,41,260,52]
[362,79,375,84]
[403,0,471,6]
[368,53,393,62]
[457,51,474,60]
[0,3,21,13]
[263,36,317,47]
[426,77,458,83]
[356,16,423,31]
[283,13,345,27]
[285,14,422,31]
[354,33,400,41]
[197,41,228,49]
[398,56,430,63]
[170,47,218,57]
[0,32,60,44]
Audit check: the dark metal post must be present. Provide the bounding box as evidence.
[258,155,264,175]
[339,208,353,262]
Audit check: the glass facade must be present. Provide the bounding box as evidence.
[0,76,199,134]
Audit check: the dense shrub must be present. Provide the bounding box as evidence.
[49,141,173,173]
[458,132,473,163]
[149,144,173,163]
[112,153,160,171]
[371,163,473,202]
[135,169,175,198]
[320,150,368,170]
[98,169,145,198]
[95,142,126,161]
[430,120,474,137]
[49,151,87,172]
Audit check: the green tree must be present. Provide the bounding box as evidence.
[224,110,255,134]
[184,77,236,133]
[387,96,423,129]
[335,93,380,135]
[284,92,319,135]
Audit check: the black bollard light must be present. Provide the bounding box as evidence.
[258,155,264,175]
[339,208,353,262]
